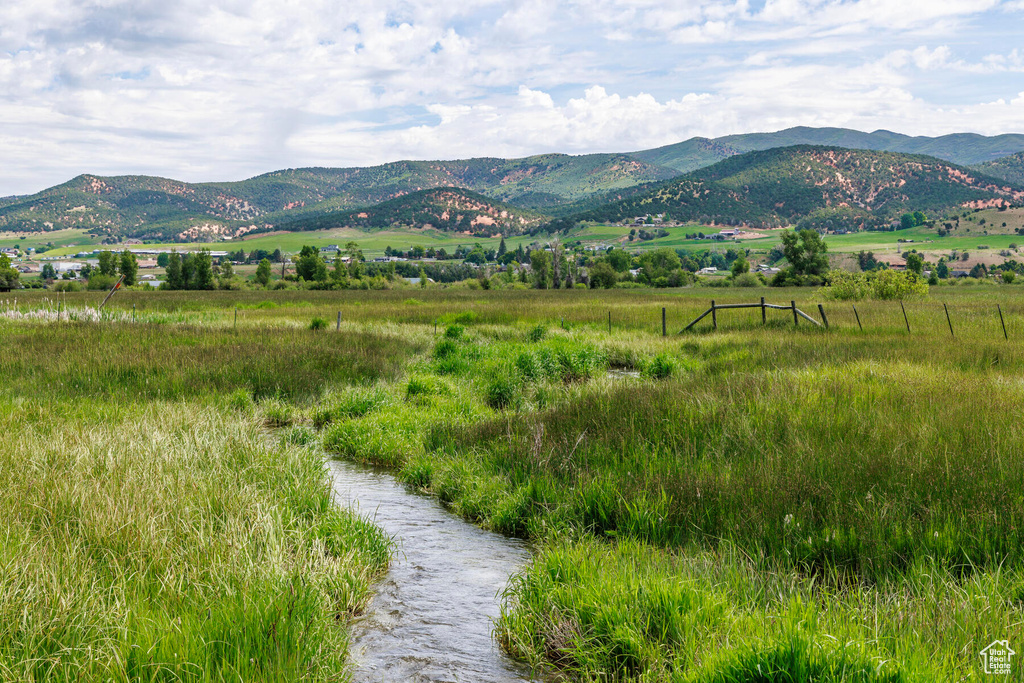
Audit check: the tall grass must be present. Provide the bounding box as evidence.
[0,397,391,681]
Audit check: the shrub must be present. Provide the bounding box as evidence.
[445,324,465,339]
[870,270,929,300]
[820,271,870,301]
[731,272,760,287]
[526,324,547,343]
[309,316,328,331]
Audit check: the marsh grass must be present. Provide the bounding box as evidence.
[7,288,1024,681]
[0,397,391,681]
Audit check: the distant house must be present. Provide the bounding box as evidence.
[403,277,435,285]
[951,270,970,278]
[320,245,340,254]
[698,267,718,275]
[719,229,738,237]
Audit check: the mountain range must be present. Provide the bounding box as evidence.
[1,126,1023,241]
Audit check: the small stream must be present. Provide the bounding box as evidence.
[327,459,537,683]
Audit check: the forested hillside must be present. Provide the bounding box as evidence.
[280,188,546,236]
[634,127,1024,173]
[0,154,673,239]
[573,146,1024,230]
[974,151,1024,185]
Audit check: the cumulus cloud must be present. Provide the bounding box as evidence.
[0,0,1020,195]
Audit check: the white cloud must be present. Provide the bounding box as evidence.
[0,0,1020,195]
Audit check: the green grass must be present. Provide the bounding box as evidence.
[4,287,1024,681]
[0,311,421,680]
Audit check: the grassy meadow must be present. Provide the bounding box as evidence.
[2,285,1023,681]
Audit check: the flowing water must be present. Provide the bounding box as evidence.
[327,458,537,683]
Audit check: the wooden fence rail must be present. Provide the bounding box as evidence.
[683,299,822,332]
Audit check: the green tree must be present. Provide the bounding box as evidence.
[218,257,234,288]
[606,249,630,272]
[97,250,117,277]
[181,254,196,289]
[780,229,829,277]
[296,246,324,281]
[498,236,507,258]
[530,249,551,289]
[255,258,272,287]
[271,248,283,263]
[640,247,680,280]
[165,251,184,290]
[588,261,617,289]
[119,250,138,286]
[192,249,214,290]
[0,254,19,290]
[904,252,924,276]
[157,253,170,268]
[936,259,949,279]
[912,211,926,226]
[730,256,750,277]
[41,263,57,280]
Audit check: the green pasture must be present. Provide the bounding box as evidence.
[3,278,1024,681]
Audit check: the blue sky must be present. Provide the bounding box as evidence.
[1,0,1023,195]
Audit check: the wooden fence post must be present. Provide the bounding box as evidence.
[608,311,611,335]
[817,303,829,329]
[711,300,717,330]
[998,304,1008,340]
[760,296,766,325]
[662,307,666,337]
[900,300,910,333]
[853,304,862,331]
[336,311,341,332]
[234,306,238,329]
[944,303,954,337]
[792,300,798,327]
[132,303,136,323]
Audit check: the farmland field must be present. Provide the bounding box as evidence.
[2,286,1023,681]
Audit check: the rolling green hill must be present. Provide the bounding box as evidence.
[573,146,1024,230]
[279,187,548,236]
[4,126,1023,242]
[634,127,1024,173]
[974,151,1024,185]
[0,154,676,240]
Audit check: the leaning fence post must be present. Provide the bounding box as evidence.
[998,304,1008,340]
[608,310,611,335]
[944,303,954,337]
[900,300,910,333]
[852,304,862,331]
[132,303,136,323]
[817,303,829,329]
[711,300,717,330]
[234,306,238,329]
[761,296,766,325]
[662,307,666,337]
[792,300,798,327]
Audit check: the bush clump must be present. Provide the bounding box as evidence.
[309,316,328,331]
